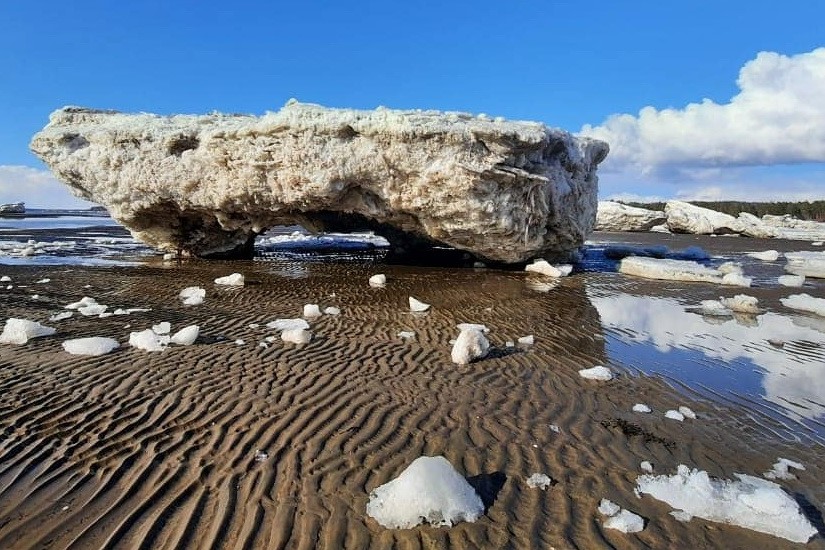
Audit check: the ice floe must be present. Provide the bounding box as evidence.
[214,273,245,286]
[784,251,825,278]
[366,456,484,529]
[746,250,780,261]
[451,326,490,365]
[636,465,816,543]
[62,337,120,356]
[781,293,825,317]
[578,365,614,381]
[778,274,805,287]
[179,286,205,306]
[526,473,553,489]
[619,257,722,283]
[409,296,430,312]
[0,318,56,344]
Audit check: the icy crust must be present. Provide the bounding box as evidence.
[636,465,817,543]
[30,101,608,263]
[366,456,484,529]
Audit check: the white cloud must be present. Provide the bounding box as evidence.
[582,47,825,174]
[0,165,96,209]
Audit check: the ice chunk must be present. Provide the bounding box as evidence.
[604,509,645,533]
[35,278,51,283]
[409,296,430,312]
[720,295,759,314]
[79,303,108,316]
[598,499,621,516]
[235,339,245,345]
[665,410,685,421]
[0,276,10,282]
[717,261,743,275]
[49,311,73,321]
[784,251,825,278]
[366,455,484,529]
[746,250,780,261]
[781,293,825,317]
[0,318,56,345]
[451,327,489,365]
[619,257,722,283]
[65,296,98,310]
[636,465,816,543]
[398,330,416,340]
[641,461,654,473]
[170,325,199,345]
[632,403,652,413]
[763,458,805,480]
[525,260,571,277]
[128,329,169,352]
[526,473,553,489]
[699,300,731,316]
[721,272,752,287]
[303,304,322,317]
[152,321,171,335]
[323,306,340,315]
[456,323,489,333]
[578,365,613,381]
[678,406,696,419]
[778,274,805,287]
[214,272,244,286]
[179,286,205,306]
[62,337,119,356]
[266,318,310,331]
[517,334,535,346]
[281,328,312,344]
[369,274,387,287]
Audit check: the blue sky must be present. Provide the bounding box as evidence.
[2,1,824,207]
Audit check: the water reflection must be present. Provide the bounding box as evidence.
[589,287,825,424]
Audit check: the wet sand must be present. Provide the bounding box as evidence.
[0,248,823,549]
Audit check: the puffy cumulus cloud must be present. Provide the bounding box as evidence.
[582,48,825,174]
[0,165,96,209]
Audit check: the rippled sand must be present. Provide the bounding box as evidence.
[0,241,823,548]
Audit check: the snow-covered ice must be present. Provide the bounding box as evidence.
[526,473,553,490]
[578,365,614,381]
[763,458,805,481]
[781,293,825,317]
[179,286,205,306]
[62,337,119,356]
[366,456,484,529]
[214,272,245,286]
[746,250,780,261]
[721,272,752,287]
[281,328,312,344]
[451,327,490,365]
[778,274,805,287]
[699,300,731,316]
[369,274,387,287]
[632,404,652,413]
[636,465,816,543]
[409,296,430,312]
[303,304,322,318]
[720,295,759,314]
[170,325,199,345]
[266,318,310,331]
[0,318,56,344]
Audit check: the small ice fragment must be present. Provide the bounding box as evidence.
[125,308,151,314]
[258,342,268,348]
[162,252,175,260]
[665,410,685,421]
[505,341,515,347]
[323,306,340,315]
[746,250,780,261]
[451,327,489,364]
[813,241,823,246]
[578,366,613,381]
[781,293,825,317]
[152,321,171,335]
[303,304,322,318]
[0,276,10,282]
[598,499,620,516]
[517,335,535,346]
[35,278,51,283]
[49,311,73,322]
[549,424,560,433]
[235,339,245,345]
[248,323,260,329]
[281,328,312,344]
[179,286,205,306]
[62,337,119,356]
[398,331,415,340]
[266,318,310,331]
[128,329,168,352]
[409,296,430,312]
[254,450,268,462]
[632,404,651,413]
[214,273,244,286]
[720,294,759,314]
[65,296,98,310]
[604,509,645,533]
[265,336,277,343]
[5,285,11,290]
[170,325,199,345]
[30,294,39,300]
[79,304,107,316]
[0,318,56,345]
[670,510,693,522]
[525,260,569,277]
[369,274,387,287]
[764,458,805,480]
[641,461,654,473]
[778,274,805,287]
[722,272,752,287]
[526,473,553,490]
[678,406,696,419]
[366,455,484,529]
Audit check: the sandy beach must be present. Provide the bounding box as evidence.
[0,231,823,549]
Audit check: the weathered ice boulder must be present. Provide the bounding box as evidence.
[665,200,776,238]
[30,101,608,262]
[595,201,665,231]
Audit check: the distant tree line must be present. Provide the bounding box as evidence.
[622,201,825,221]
